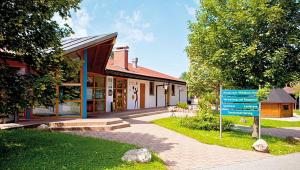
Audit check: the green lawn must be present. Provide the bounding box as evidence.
[152,117,300,155]
[0,130,166,170]
[223,116,300,128]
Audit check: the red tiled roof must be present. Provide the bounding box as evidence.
[106,59,184,82]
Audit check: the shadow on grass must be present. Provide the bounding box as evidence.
[0,129,166,170]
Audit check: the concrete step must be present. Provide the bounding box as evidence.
[50,121,130,131]
[48,118,123,127]
[119,110,167,119]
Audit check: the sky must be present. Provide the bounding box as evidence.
[54,0,199,78]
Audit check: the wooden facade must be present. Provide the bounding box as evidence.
[261,103,294,118]
[261,88,296,118]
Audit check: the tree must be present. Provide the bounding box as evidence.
[0,0,81,122]
[291,81,300,110]
[186,0,300,137]
[186,63,223,110]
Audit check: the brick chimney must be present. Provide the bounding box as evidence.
[113,46,129,70]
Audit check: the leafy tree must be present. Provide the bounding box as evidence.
[186,63,223,110]
[0,0,81,121]
[186,0,300,137]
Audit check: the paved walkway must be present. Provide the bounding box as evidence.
[209,152,300,170]
[263,114,300,122]
[72,112,270,170]
[234,125,300,138]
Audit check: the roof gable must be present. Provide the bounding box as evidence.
[62,33,117,54]
[263,88,296,103]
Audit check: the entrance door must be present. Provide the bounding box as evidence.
[113,78,127,111]
[87,73,106,115]
[140,83,145,109]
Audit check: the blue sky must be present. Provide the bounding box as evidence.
[55,0,199,77]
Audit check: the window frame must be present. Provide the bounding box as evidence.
[149,81,155,96]
[171,84,175,96]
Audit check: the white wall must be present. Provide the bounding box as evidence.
[127,79,140,109]
[169,84,187,106]
[106,76,187,112]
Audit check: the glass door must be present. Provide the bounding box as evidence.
[113,78,127,111]
[87,73,106,114]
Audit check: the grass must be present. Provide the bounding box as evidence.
[222,116,300,128]
[152,117,300,155]
[0,129,166,170]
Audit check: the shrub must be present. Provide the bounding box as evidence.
[179,112,233,131]
[176,102,188,109]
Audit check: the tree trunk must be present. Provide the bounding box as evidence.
[252,116,259,138]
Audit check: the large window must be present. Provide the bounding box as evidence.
[58,84,81,117]
[171,84,175,96]
[149,82,154,96]
[87,73,106,113]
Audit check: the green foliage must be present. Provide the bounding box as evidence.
[0,130,166,170]
[186,0,300,89]
[176,102,188,109]
[291,81,300,97]
[256,85,271,101]
[179,72,187,81]
[179,112,233,131]
[153,117,300,155]
[0,0,81,117]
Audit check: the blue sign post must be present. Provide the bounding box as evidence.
[220,87,261,138]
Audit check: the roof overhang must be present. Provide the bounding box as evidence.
[106,69,186,85]
[62,33,118,55]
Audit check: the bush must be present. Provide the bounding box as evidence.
[176,102,188,109]
[179,112,233,131]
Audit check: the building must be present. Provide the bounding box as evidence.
[4,33,187,119]
[261,88,296,118]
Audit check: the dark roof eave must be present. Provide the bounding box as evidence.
[106,69,186,85]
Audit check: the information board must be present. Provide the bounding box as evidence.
[220,89,259,117]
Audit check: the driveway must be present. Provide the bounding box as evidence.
[72,112,270,170]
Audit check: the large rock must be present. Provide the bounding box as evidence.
[122,148,152,163]
[37,124,49,131]
[252,139,269,153]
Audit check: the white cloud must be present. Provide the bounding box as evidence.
[114,10,154,46]
[53,8,91,38]
[184,4,196,17]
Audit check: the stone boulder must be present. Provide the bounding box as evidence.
[122,148,152,163]
[37,124,49,131]
[252,139,269,153]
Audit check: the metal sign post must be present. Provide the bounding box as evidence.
[259,102,261,139]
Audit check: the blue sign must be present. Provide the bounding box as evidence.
[221,110,259,116]
[220,89,259,117]
[222,97,258,103]
[222,90,257,96]
[221,103,258,110]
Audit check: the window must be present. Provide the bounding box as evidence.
[149,82,154,96]
[171,84,175,96]
[283,105,289,110]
